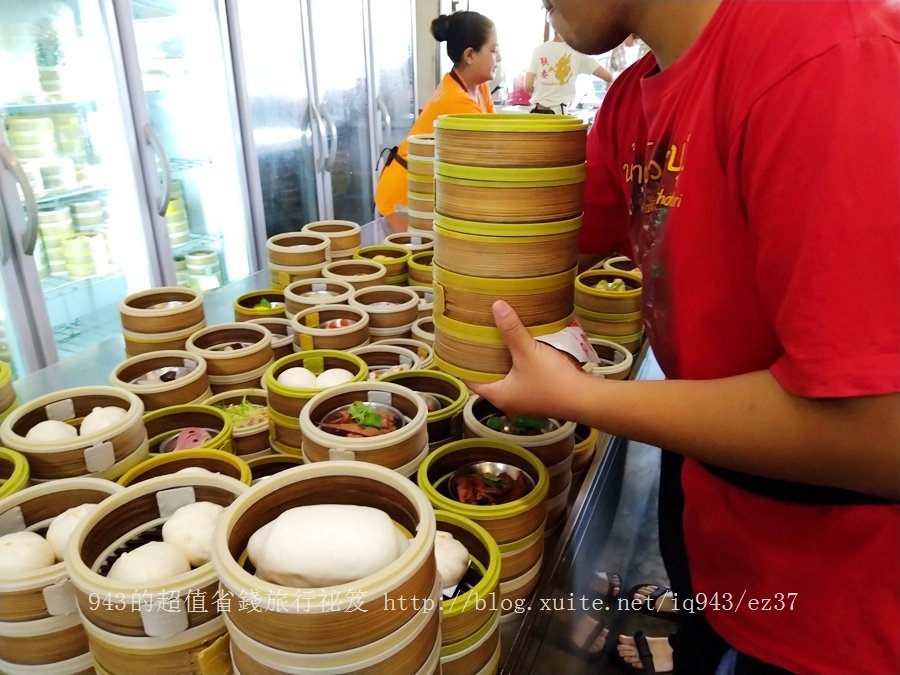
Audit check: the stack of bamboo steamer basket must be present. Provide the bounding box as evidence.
[0,387,148,482]
[463,396,575,535]
[119,287,206,357]
[301,220,361,261]
[283,278,354,320]
[0,477,123,674]
[348,285,419,341]
[65,473,247,674]
[574,265,643,354]
[406,133,436,233]
[354,244,412,286]
[0,447,29,498]
[185,323,274,394]
[211,462,440,673]
[110,350,212,412]
[418,439,549,622]
[431,113,587,382]
[266,232,331,291]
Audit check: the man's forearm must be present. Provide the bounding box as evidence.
[559,369,899,499]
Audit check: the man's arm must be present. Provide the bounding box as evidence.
[592,65,613,84]
[469,302,900,500]
[524,71,536,94]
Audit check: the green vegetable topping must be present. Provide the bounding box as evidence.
[349,401,383,428]
[514,416,548,432]
[253,297,273,309]
[486,416,506,431]
[482,472,510,489]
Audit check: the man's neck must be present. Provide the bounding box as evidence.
[632,0,722,70]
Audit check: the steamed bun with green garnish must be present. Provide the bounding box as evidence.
[247,504,409,587]
[161,501,224,566]
[0,531,56,574]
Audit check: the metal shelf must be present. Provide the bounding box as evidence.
[41,266,125,297]
[1,100,97,117]
[36,184,108,207]
[171,231,222,256]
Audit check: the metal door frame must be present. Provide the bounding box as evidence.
[300,0,332,221]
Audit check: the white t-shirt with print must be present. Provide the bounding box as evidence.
[527,40,601,109]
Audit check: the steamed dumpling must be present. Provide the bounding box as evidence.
[26,420,77,442]
[0,531,56,574]
[79,406,127,436]
[435,530,470,588]
[107,541,191,584]
[46,503,99,562]
[247,504,409,587]
[161,501,224,566]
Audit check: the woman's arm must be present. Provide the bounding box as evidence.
[469,301,900,500]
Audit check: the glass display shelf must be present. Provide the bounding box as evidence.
[35,184,107,207]
[0,100,97,117]
[41,266,124,298]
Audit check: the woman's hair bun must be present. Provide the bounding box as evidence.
[431,14,450,42]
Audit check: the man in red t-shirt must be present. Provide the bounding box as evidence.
[470,1,900,673]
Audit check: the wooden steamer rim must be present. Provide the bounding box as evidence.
[210,462,437,651]
[110,350,209,411]
[119,287,204,334]
[0,477,124,622]
[371,338,435,370]
[300,220,361,252]
[384,231,435,252]
[435,112,585,133]
[348,285,419,329]
[0,386,147,481]
[203,388,269,443]
[264,350,369,419]
[283,278,354,316]
[142,404,234,455]
[117,448,251,486]
[321,259,388,288]
[349,343,423,375]
[265,232,331,267]
[233,291,287,321]
[185,323,273,377]
[290,304,371,352]
[353,244,412,277]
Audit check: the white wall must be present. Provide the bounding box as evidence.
[414,0,440,109]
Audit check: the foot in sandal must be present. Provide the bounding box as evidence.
[617,634,674,673]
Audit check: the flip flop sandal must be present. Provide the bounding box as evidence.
[625,583,680,621]
[611,630,670,674]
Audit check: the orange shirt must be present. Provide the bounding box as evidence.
[375,72,495,216]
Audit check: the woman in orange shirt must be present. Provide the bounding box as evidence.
[375,11,500,222]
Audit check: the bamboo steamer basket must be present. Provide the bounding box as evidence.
[584,338,634,380]
[185,323,273,379]
[384,231,435,253]
[348,285,418,329]
[574,268,642,314]
[0,447,29,498]
[246,317,294,361]
[119,287,204,334]
[408,173,434,197]
[266,232,331,267]
[353,245,411,278]
[143,404,233,455]
[441,609,500,675]
[417,439,549,546]
[410,287,434,319]
[407,209,435,231]
[232,291,286,322]
[408,251,434,288]
[433,313,573,382]
[206,359,274,395]
[300,381,428,472]
[204,389,270,459]
[245,454,305,486]
[0,612,89,672]
[435,162,584,224]
[65,473,246,673]
[268,261,328,292]
[349,344,422,379]
[435,511,501,649]
[463,396,576,466]
[264,350,369,419]
[603,255,641,276]
[321,259,387,290]
[407,192,435,214]
[83,615,229,675]
[301,220,361,255]
[434,214,581,278]
[283,278,354,318]
[380,369,467,449]
[412,316,435,345]
[267,408,304,454]
[408,133,435,158]
[117,448,251,486]
[601,330,644,354]
[123,320,206,357]
[575,306,642,338]
[495,519,545,583]
[0,478,123,623]
[110,351,211,412]
[572,425,601,474]
[372,338,435,370]
[362,321,411,342]
[433,264,575,327]
[434,113,586,168]
[0,387,148,481]
[407,154,435,178]
[211,462,438,655]
[497,555,543,620]
[290,304,370,351]
[225,583,441,674]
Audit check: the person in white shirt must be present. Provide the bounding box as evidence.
[525,32,612,114]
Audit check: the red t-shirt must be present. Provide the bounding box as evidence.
[581,1,900,672]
